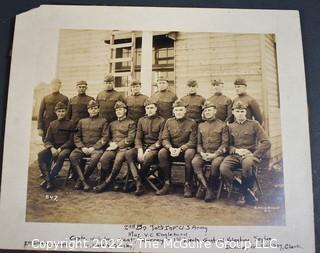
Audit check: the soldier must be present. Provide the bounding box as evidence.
[150,76,178,120]
[38,78,69,140]
[125,80,149,123]
[180,80,205,123]
[93,101,136,193]
[96,74,125,122]
[156,100,197,197]
[69,100,108,191]
[207,80,232,122]
[37,102,74,191]
[125,99,165,196]
[67,80,94,124]
[231,78,264,124]
[220,101,271,205]
[191,101,228,202]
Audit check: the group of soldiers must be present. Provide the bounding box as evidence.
[37,75,271,206]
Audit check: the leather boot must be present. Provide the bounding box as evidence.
[237,177,257,206]
[93,174,114,193]
[195,173,208,199]
[183,182,193,198]
[74,165,90,192]
[156,183,170,196]
[204,175,216,202]
[134,178,145,196]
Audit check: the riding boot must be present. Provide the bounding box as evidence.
[134,177,145,196]
[39,162,54,191]
[93,172,115,193]
[204,175,216,202]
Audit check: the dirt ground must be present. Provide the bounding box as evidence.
[26,121,285,225]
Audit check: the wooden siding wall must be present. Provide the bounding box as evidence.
[56,29,111,98]
[175,33,263,110]
[261,34,282,162]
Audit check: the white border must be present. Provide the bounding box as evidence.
[0,5,314,252]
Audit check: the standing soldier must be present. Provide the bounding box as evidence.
[191,101,228,202]
[207,80,232,122]
[38,78,69,140]
[69,100,108,192]
[96,74,125,123]
[67,80,94,125]
[125,80,149,123]
[93,101,136,193]
[232,78,264,124]
[156,100,197,197]
[220,101,271,205]
[180,80,205,123]
[150,76,177,120]
[37,102,74,191]
[125,99,166,196]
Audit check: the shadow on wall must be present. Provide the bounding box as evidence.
[32,82,50,120]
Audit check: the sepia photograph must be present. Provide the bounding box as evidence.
[26,29,284,225]
[0,5,314,252]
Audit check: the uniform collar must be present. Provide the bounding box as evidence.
[235,119,247,124]
[214,92,222,96]
[238,92,247,97]
[118,116,126,121]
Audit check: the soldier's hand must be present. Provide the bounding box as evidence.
[51,147,58,156]
[169,147,177,157]
[137,148,144,162]
[175,148,182,157]
[87,147,95,154]
[38,129,44,137]
[200,152,207,160]
[81,147,89,155]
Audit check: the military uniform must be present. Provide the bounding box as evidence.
[220,102,271,204]
[96,89,125,122]
[126,93,149,123]
[150,90,177,120]
[157,101,197,196]
[68,94,94,124]
[180,94,205,123]
[38,92,69,139]
[232,93,263,124]
[207,93,232,122]
[126,114,165,184]
[191,101,228,201]
[38,102,74,191]
[94,101,136,193]
[69,101,108,191]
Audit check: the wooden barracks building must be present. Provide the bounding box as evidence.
[33,30,282,163]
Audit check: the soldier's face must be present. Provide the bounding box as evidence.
[51,80,61,93]
[173,106,186,119]
[145,104,157,117]
[77,84,87,95]
[157,80,168,91]
[234,85,247,95]
[131,84,141,95]
[203,107,216,119]
[116,108,126,118]
[188,86,197,95]
[56,109,67,120]
[105,81,114,91]
[212,84,223,94]
[233,109,247,121]
[88,106,99,117]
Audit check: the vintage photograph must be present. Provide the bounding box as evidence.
[26,29,285,225]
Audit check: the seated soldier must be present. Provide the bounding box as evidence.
[37,102,74,191]
[220,101,271,205]
[156,100,197,197]
[191,100,228,202]
[69,100,108,191]
[125,99,165,196]
[93,101,136,193]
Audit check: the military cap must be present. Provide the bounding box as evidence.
[114,100,127,109]
[55,102,67,111]
[157,76,168,82]
[51,78,62,85]
[234,78,247,86]
[202,100,216,110]
[130,80,141,86]
[76,80,88,86]
[173,99,187,108]
[186,80,198,87]
[87,100,99,109]
[211,79,224,86]
[232,101,248,110]
[104,74,115,83]
[144,98,157,107]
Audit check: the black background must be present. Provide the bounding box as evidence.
[0,0,319,252]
